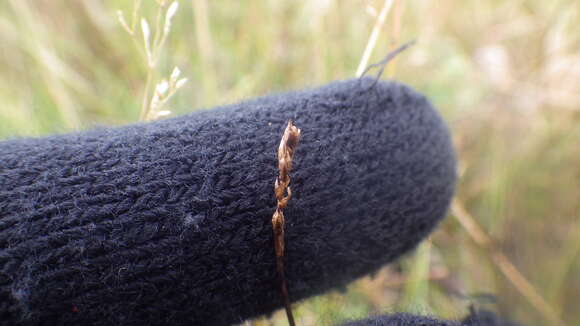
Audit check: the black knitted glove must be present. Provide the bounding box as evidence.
[0,78,456,326]
[338,308,521,326]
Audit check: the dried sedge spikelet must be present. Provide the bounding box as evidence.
[274,122,301,212]
[272,121,301,326]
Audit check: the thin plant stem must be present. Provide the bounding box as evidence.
[152,4,164,60]
[131,0,142,33]
[387,0,404,77]
[452,200,566,326]
[272,121,301,326]
[192,0,217,102]
[356,0,394,77]
[140,69,153,121]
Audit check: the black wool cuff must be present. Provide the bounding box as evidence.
[0,78,456,326]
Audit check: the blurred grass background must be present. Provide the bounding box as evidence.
[0,0,579,325]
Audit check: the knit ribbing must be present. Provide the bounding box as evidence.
[0,78,456,326]
[338,309,521,326]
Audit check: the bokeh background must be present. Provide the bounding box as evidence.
[1,1,579,325]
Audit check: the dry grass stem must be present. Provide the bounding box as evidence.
[356,0,394,77]
[452,200,566,326]
[272,121,301,326]
[387,0,404,77]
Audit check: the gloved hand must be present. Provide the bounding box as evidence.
[0,78,456,326]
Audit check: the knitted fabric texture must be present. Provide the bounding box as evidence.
[339,313,459,326]
[338,309,521,326]
[0,78,456,326]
